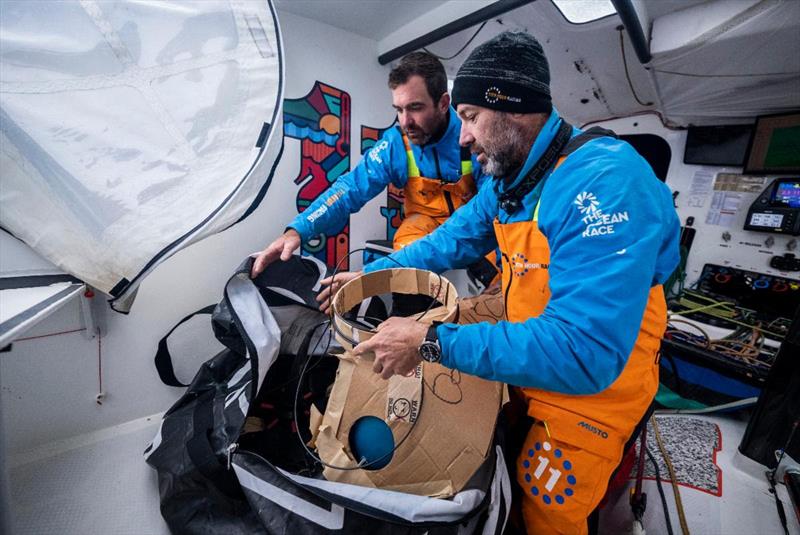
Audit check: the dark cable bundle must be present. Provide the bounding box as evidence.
[292,247,453,471]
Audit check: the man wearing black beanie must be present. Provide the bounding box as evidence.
[344,30,680,535]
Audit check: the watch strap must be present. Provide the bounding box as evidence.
[426,321,442,344]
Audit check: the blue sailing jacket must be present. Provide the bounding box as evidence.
[287,107,490,240]
[365,109,680,395]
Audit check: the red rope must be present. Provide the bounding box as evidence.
[97,329,103,398]
[14,327,87,342]
[13,326,105,401]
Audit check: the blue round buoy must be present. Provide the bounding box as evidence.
[348,416,395,470]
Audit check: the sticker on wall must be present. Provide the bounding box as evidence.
[361,121,403,243]
[687,169,715,208]
[284,81,351,268]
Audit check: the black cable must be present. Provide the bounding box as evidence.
[260,318,333,395]
[646,445,675,535]
[423,21,488,61]
[653,68,799,78]
[617,26,653,107]
[328,247,390,345]
[413,273,448,322]
[329,247,448,347]
[302,248,452,469]
[631,431,648,524]
[423,369,463,405]
[293,320,422,471]
[768,473,790,535]
[767,420,798,535]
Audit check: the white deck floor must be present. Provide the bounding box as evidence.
[5,411,799,534]
[599,413,799,535]
[7,416,170,535]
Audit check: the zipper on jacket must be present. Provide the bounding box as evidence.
[501,252,512,318]
[432,147,443,179]
[433,148,457,214]
[443,191,456,214]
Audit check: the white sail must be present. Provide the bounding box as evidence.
[0,0,284,311]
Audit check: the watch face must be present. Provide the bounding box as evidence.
[419,341,441,363]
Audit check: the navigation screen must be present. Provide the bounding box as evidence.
[750,213,784,228]
[774,181,800,208]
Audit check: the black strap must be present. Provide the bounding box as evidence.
[154,305,217,387]
[562,126,617,155]
[497,123,620,215]
[496,120,573,214]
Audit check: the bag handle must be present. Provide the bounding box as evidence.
[154,305,216,387]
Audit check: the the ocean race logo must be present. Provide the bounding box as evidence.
[574,191,629,238]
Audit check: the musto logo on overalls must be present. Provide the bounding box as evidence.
[521,441,576,506]
[510,253,548,277]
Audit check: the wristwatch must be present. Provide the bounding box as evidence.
[418,322,442,363]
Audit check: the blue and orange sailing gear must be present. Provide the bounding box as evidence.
[394,128,477,248]
[495,200,667,534]
[287,107,490,249]
[365,107,680,534]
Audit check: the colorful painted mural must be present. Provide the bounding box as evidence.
[284,81,351,269]
[360,121,403,243]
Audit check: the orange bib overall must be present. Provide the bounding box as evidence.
[393,133,476,249]
[494,196,666,534]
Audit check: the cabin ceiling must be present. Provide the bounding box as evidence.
[274,0,451,42]
[275,0,800,128]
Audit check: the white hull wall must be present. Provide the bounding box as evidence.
[1,9,394,456]
[589,113,800,286]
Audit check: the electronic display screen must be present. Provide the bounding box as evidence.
[750,212,784,228]
[684,124,753,166]
[744,112,800,174]
[773,181,800,208]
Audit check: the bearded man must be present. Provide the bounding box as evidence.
[252,52,492,280]
[326,31,680,534]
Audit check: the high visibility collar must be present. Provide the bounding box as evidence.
[400,106,472,179]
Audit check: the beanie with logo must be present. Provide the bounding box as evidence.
[451,31,552,114]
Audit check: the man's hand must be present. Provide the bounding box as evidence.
[316,271,362,314]
[251,229,301,278]
[353,317,428,380]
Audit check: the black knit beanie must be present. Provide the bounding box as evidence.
[451,31,552,114]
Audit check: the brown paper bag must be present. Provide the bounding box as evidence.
[316,285,507,497]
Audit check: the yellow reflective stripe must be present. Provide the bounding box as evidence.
[533,200,541,222]
[406,148,421,178]
[401,134,421,178]
[461,160,471,176]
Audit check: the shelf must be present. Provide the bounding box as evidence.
[0,280,85,349]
